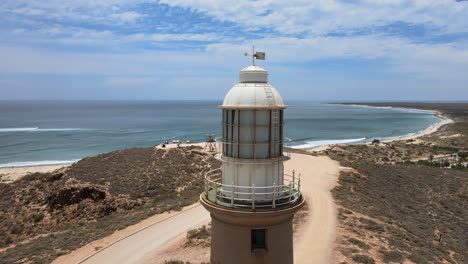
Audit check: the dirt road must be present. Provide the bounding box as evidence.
[288,153,341,264]
[54,203,209,264]
[56,153,340,264]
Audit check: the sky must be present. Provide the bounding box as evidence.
[0,0,467,101]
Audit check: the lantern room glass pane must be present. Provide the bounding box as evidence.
[239,110,254,125]
[222,109,284,159]
[255,110,269,125]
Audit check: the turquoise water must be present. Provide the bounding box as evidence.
[0,101,439,167]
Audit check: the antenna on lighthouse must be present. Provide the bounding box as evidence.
[244,46,266,66]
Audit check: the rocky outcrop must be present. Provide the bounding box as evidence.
[48,186,106,211]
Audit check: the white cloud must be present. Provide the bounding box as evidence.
[1,32,468,82]
[1,0,468,84]
[124,33,223,42]
[158,0,468,35]
[111,11,145,23]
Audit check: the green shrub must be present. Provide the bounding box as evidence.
[30,212,45,223]
[186,225,210,240]
[21,172,48,182]
[359,217,385,232]
[352,254,375,264]
[4,236,13,245]
[10,224,24,235]
[382,250,404,262]
[348,238,370,250]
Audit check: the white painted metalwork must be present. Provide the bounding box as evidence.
[204,168,301,209]
[222,83,285,109]
[203,62,302,210]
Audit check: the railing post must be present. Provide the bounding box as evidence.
[231,181,234,207]
[252,184,255,209]
[214,180,218,204]
[292,169,295,189]
[298,174,301,192]
[272,183,276,209]
[288,182,292,204]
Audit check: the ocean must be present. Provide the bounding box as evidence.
[0,101,440,167]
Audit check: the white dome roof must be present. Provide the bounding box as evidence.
[222,83,285,109]
[222,65,285,109]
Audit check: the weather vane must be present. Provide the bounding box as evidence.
[244,46,265,66]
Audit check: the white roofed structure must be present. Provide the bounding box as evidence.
[201,51,303,264]
[222,65,286,109]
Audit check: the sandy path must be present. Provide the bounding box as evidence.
[54,203,209,264]
[55,153,340,264]
[287,153,341,264]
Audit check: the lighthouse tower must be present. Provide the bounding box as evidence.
[200,52,304,264]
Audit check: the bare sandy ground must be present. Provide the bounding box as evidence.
[288,154,341,264]
[147,153,341,264]
[0,164,70,182]
[53,203,209,264]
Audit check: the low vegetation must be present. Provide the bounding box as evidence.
[185,225,211,248]
[0,146,220,263]
[352,254,375,264]
[329,103,468,263]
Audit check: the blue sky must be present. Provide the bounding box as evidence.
[1,0,467,101]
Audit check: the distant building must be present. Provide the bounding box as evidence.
[200,55,304,264]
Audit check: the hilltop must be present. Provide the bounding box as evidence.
[327,103,468,263]
[0,146,220,263]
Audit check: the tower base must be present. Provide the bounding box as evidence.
[200,194,304,264]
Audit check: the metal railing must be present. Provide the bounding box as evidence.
[203,168,301,209]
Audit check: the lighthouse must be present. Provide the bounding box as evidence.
[200,51,304,264]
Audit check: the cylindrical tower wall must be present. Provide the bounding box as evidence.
[210,216,293,264]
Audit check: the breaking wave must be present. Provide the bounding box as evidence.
[0,127,87,132]
[291,137,367,149]
[0,160,79,168]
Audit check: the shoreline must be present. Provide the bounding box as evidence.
[0,142,207,183]
[380,110,453,143]
[0,105,453,179]
[0,163,71,182]
[303,105,454,152]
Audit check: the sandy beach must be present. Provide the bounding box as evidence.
[381,110,453,142]
[0,164,71,182]
[304,109,454,152]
